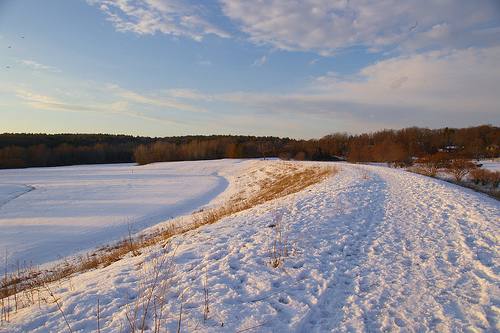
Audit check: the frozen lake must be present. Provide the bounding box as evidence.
[0,160,241,268]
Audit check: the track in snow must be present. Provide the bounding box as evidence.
[0,184,35,208]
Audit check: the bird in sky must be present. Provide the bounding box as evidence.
[409,21,418,32]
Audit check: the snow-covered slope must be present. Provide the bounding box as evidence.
[0,160,250,267]
[3,162,499,332]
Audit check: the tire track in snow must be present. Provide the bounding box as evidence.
[0,184,35,209]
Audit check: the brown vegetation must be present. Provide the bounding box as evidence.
[2,125,498,169]
[414,152,450,177]
[470,169,500,188]
[448,159,477,182]
[0,133,148,168]
[409,154,499,199]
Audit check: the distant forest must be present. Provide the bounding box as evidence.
[0,125,498,169]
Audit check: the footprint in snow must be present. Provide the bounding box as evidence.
[447,250,460,266]
[394,317,407,327]
[476,249,494,267]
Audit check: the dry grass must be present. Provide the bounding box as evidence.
[0,163,337,319]
[268,211,289,268]
[124,245,178,333]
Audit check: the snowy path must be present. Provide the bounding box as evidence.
[300,165,499,332]
[3,162,499,332]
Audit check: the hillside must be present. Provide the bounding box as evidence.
[1,161,498,332]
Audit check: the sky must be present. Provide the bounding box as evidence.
[0,0,499,139]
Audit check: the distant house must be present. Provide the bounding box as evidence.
[486,144,499,155]
[438,145,463,153]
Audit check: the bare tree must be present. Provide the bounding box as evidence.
[448,159,477,182]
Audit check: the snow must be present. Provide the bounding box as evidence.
[479,159,500,172]
[0,160,250,268]
[2,161,499,332]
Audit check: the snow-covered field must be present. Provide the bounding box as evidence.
[480,159,500,172]
[0,160,249,267]
[2,161,499,332]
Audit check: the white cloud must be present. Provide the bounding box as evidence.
[18,59,60,72]
[14,88,143,120]
[252,55,267,67]
[87,0,230,40]
[15,89,61,107]
[87,0,500,56]
[11,82,203,126]
[309,58,320,66]
[220,0,500,55]
[106,84,207,112]
[165,88,212,101]
[169,47,500,127]
[196,59,212,66]
[310,47,500,114]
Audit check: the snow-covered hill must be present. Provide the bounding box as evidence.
[2,161,499,332]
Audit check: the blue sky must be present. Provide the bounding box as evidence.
[1,0,499,138]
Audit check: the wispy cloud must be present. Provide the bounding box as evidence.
[308,58,320,66]
[13,86,183,125]
[165,88,212,101]
[87,0,230,41]
[107,84,207,113]
[18,59,60,72]
[252,55,267,67]
[196,59,212,66]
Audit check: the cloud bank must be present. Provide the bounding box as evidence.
[17,1,500,135]
[221,0,499,54]
[166,47,500,127]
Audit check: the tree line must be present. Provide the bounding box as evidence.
[0,134,153,169]
[0,125,498,169]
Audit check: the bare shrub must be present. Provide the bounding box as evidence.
[43,284,73,333]
[470,169,489,186]
[447,159,477,182]
[491,172,500,188]
[128,223,141,257]
[414,153,450,177]
[202,269,209,323]
[470,169,500,187]
[124,245,177,333]
[97,298,101,333]
[269,211,289,268]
